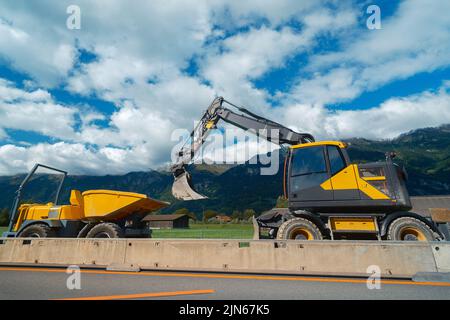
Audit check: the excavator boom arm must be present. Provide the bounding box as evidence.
[217,106,314,145]
[171,97,314,200]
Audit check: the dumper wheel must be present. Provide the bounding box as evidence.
[18,224,56,238]
[387,217,436,241]
[276,218,323,240]
[86,222,124,238]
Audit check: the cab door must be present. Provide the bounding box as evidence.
[289,146,333,201]
[326,145,360,200]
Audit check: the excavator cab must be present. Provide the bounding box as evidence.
[285,141,412,213]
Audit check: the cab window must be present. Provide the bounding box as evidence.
[327,146,346,175]
[291,146,326,176]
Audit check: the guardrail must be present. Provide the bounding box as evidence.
[0,238,449,279]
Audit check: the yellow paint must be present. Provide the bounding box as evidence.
[362,176,386,181]
[82,190,169,220]
[330,217,377,232]
[320,179,333,190]
[290,140,348,149]
[321,165,359,190]
[205,121,215,129]
[56,289,215,300]
[289,227,314,240]
[70,190,83,207]
[320,164,390,200]
[400,228,427,241]
[58,206,84,220]
[13,205,32,232]
[12,189,170,233]
[13,203,84,231]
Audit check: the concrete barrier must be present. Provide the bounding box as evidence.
[0,238,449,278]
[431,243,450,272]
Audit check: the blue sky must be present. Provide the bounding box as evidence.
[0,0,450,175]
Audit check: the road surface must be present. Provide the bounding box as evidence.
[0,266,449,300]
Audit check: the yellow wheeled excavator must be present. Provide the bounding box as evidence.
[3,164,169,238]
[171,97,450,242]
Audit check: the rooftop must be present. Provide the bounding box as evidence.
[142,214,187,221]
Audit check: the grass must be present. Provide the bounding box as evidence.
[151,223,254,239]
[0,224,254,239]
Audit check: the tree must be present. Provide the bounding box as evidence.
[275,196,288,208]
[231,210,242,220]
[173,208,190,215]
[0,208,10,226]
[186,212,197,221]
[202,209,218,223]
[243,209,256,220]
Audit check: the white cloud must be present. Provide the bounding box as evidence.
[198,6,357,107]
[0,78,110,145]
[0,142,154,176]
[0,79,50,102]
[198,127,280,164]
[329,85,450,140]
[278,83,450,140]
[0,14,77,86]
[201,27,306,86]
[0,79,77,140]
[0,0,449,176]
[289,0,450,105]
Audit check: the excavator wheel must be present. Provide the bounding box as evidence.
[276,218,323,240]
[18,224,56,238]
[86,222,124,238]
[387,217,436,241]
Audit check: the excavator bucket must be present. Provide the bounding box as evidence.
[172,170,208,201]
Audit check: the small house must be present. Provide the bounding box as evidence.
[143,214,189,229]
[209,215,232,223]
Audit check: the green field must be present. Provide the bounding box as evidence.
[0,224,254,239]
[0,227,6,234]
[152,223,253,239]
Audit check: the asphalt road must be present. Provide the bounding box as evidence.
[0,267,449,300]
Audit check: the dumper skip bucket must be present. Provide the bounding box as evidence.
[82,190,169,220]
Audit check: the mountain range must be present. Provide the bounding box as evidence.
[1,125,450,219]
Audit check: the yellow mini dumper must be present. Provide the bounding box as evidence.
[2,164,169,238]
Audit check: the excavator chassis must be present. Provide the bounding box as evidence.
[253,206,450,241]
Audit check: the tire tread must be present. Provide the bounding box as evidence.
[387,216,436,241]
[86,222,124,238]
[276,217,323,240]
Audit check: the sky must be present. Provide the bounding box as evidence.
[0,0,450,175]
